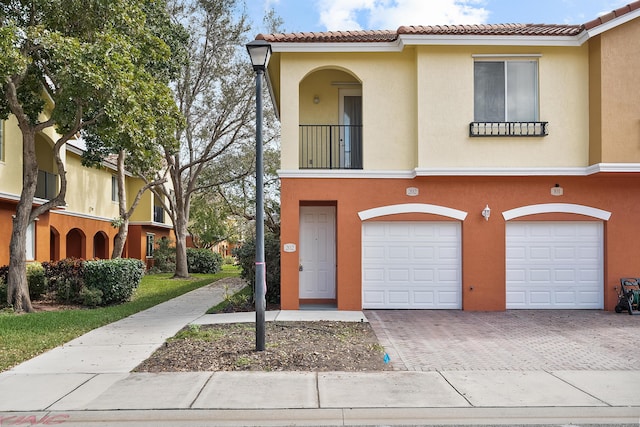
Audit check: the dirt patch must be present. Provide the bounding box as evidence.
[134,321,392,372]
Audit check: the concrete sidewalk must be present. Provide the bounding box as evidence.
[1,281,640,426]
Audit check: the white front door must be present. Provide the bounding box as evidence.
[299,206,336,299]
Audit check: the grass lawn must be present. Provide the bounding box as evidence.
[0,265,240,372]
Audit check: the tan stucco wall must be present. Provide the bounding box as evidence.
[418,45,590,168]
[279,50,417,170]
[65,152,120,219]
[592,19,640,162]
[278,43,590,171]
[0,116,24,196]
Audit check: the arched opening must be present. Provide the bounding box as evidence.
[93,231,108,259]
[66,228,86,259]
[299,68,362,169]
[50,226,60,261]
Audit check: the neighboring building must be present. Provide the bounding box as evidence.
[0,115,173,267]
[260,1,640,310]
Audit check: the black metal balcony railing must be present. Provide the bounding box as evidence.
[153,205,164,223]
[469,121,549,137]
[299,124,363,169]
[35,170,58,200]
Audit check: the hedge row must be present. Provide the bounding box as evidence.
[0,258,145,308]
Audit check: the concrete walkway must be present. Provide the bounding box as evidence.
[1,280,640,426]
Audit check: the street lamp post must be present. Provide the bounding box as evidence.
[246,39,272,352]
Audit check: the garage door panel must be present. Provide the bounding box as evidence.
[413,269,434,281]
[362,222,461,309]
[389,269,409,282]
[506,222,603,309]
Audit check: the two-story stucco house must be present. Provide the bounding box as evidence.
[0,115,173,267]
[259,1,640,311]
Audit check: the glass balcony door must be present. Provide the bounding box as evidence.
[339,89,362,169]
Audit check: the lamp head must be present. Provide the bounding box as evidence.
[246,39,272,72]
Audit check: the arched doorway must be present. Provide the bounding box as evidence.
[66,228,86,259]
[50,226,60,261]
[93,231,108,259]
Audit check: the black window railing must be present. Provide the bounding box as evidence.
[153,206,164,223]
[469,121,548,137]
[299,124,362,169]
[35,170,58,200]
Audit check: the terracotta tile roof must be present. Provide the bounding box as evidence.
[584,0,640,30]
[257,30,398,43]
[398,23,582,36]
[256,0,640,44]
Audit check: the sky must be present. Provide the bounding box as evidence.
[244,0,632,34]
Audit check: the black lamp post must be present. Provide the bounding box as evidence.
[246,39,272,351]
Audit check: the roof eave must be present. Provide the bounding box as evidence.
[585,7,640,38]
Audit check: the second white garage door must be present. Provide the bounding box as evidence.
[506,221,603,309]
[362,222,461,309]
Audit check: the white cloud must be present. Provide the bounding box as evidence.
[316,0,489,31]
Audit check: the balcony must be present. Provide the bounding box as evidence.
[469,121,548,137]
[35,170,58,200]
[299,125,362,169]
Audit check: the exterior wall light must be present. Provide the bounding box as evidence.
[482,204,491,221]
[313,95,320,104]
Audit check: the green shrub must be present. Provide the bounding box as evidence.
[151,237,175,273]
[233,233,280,304]
[223,256,236,265]
[186,248,222,274]
[26,262,46,301]
[42,259,85,304]
[79,287,103,307]
[83,258,145,305]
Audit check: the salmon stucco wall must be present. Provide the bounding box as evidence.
[280,174,640,311]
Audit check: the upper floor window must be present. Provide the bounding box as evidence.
[111,176,118,202]
[474,60,538,122]
[472,59,546,137]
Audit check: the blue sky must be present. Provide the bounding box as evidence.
[245,0,631,33]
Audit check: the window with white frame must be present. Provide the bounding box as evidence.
[146,233,154,258]
[474,60,538,122]
[26,222,35,261]
[111,176,118,202]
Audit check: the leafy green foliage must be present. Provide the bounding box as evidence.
[83,259,145,305]
[186,248,222,274]
[233,233,281,304]
[151,237,176,273]
[42,259,86,304]
[26,262,46,301]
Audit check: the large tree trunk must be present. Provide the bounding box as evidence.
[173,214,189,278]
[111,151,128,259]
[111,219,129,259]
[7,129,38,312]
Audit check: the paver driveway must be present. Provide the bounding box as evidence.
[366,310,640,371]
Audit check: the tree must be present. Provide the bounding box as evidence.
[157,0,256,278]
[0,0,181,311]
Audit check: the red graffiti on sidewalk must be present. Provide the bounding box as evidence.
[0,414,69,425]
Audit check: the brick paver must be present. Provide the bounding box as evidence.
[366,310,640,371]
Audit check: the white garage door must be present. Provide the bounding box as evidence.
[506,222,603,309]
[362,222,461,309]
